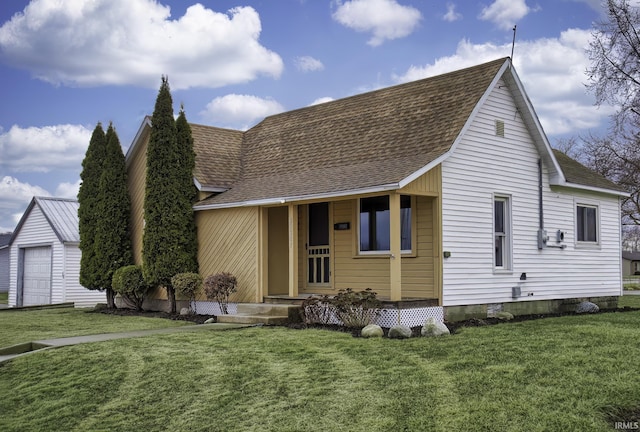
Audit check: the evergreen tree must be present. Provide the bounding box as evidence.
[143,77,198,313]
[175,105,199,271]
[94,123,133,308]
[78,123,106,293]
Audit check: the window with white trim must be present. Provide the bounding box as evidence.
[359,195,412,253]
[576,204,598,243]
[494,195,511,270]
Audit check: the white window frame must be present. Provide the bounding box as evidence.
[358,195,414,255]
[493,194,512,271]
[575,200,600,248]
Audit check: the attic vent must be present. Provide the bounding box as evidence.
[495,120,505,137]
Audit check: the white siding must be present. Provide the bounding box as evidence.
[63,244,105,307]
[0,247,9,293]
[441,79,622,306]
[9,205,104,308]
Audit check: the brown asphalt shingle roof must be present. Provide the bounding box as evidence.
[190,58,626,208]
[191,123,243,189]
[552,150,628,193]
[195,58,507,207]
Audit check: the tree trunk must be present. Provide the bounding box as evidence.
[167,286,177,314]
[106,287,116,309]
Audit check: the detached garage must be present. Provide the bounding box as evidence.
[8,197,105,308]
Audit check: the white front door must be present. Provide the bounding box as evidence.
[22,246,52,305]
[307,202,330,287]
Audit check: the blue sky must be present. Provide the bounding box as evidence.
[0,0,612,232]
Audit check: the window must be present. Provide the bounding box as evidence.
[359,195,412,253]
[576,204,598,243]
[494,196,511,269]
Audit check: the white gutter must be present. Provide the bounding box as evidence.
[551,181,630,198]
[193,178,228,193]
[194,183,401,211]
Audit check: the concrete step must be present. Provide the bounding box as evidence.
[236,303,300,317]
[216,303,302,325]
[216,314,289,325]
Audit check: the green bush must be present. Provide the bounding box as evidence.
[171,272,202,314]
[203,272,237,315]
[112,265,148,311]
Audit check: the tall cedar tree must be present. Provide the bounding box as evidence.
[175,106,199,268]
[143,78,198,313]
[93,123,133,307]
[78,123,107,296]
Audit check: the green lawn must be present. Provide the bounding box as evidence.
[0,292,7,304]
[1,310,639,431]
[0,308,190,347]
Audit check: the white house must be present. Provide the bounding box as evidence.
[126,57,628,323]
[0,232,11,293]
[8,197,105,308]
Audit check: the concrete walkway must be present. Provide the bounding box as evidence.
[623,290,640,295]
[0,322,252,363]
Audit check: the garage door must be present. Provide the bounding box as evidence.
[22,246,52,306]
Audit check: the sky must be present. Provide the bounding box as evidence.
[0,0,618,232]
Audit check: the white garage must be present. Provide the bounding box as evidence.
[8,197,105,308]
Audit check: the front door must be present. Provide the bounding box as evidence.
[307,202,330,287]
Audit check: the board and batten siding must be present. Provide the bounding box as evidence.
[441,78,622,306]
[195,207,260,303]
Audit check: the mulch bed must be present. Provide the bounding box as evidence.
[92,305,640,336]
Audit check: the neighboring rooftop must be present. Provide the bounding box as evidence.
[11,197,79,244]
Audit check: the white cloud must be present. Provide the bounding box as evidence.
[0,0,283,89]
[443,3,462,22]
[310,97,335,105]
[393,29,615,136]
[0,176,51,231]
[479,0,530,30]
[200,94,285,130]
[295,56,325,72]
[332,0,422,46]
[0,124,91,172]
[55,179,81,199]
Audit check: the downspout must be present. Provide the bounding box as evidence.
[537,158,547,249]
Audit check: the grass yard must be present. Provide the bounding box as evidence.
[0,308,191,347]
[619,293,640,308]
[1,310,639,431]
[0,292,7,304]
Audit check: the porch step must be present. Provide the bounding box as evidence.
[216,303,302,325]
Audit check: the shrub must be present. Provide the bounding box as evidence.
[112,265,148,311]
[301,295,335,325]
[203,272,237,314]
[172,272,202,314]
[301,289,382,328]
[330,288,381,328]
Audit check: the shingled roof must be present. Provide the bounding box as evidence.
[552,150,628,194]
[171,58,625,209]
[194,58,508,208]
[191,123,243,190]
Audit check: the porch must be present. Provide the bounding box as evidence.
[260,190,443,304]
